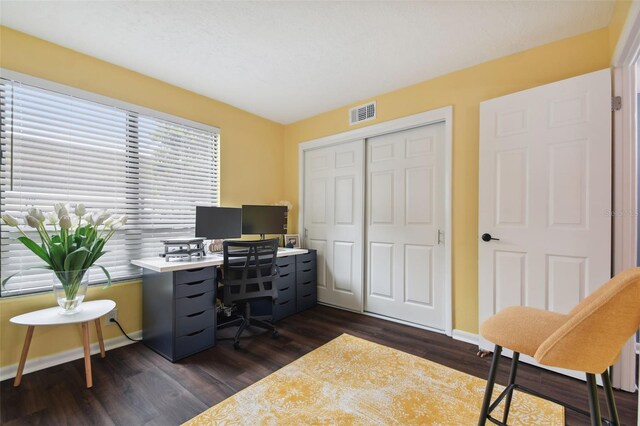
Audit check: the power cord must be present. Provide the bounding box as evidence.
[110,318,142,342]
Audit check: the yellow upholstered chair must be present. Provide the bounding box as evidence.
[478,267,640,426]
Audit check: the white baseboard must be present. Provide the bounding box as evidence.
[0,330,142,382]
[451,329,479,346]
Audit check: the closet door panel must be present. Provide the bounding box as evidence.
[365,123,446,330]
[303,140,364,311]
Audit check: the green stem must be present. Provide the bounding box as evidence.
[98,224,108,239]
[58,269,87,310]
[16,226,30,239]
[37,222,52,245]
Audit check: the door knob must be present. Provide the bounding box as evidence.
[481,233,500,242]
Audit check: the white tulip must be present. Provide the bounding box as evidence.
[94,210,111,227]
[54,202,69,217]
[24,215,40,228]
[27,207,45,223]
[74,203,86,217]
[1,213,19,227]
[110,220,123,230]
[118,214,128,225]
[59,215,72,230]
[84,213,94,225]
[47,211,59,225]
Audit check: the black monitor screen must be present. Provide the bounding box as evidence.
[195,206,242,239]
[242,205,287,235]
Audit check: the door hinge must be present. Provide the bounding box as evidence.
[437,229,444,245]
[611,96,622,111]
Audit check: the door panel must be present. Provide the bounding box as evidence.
[405,244,433,306]
[478,69,612,378]
[365,123,446,330]
[303,140,364,311]
[369,242,393,298]
[547,255,587,314]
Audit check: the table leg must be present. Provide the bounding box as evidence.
[81,322,92,388]
[14,326,35,387]
[94,319,105,358]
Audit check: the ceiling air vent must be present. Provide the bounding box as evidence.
[349,101,376,125]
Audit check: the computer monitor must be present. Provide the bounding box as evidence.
[241,205,287,238]
[195,206,242,240]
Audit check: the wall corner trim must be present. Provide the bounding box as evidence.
[451,329,480,346]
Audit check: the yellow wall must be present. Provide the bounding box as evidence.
[0,26,285,367]
[283,27,616,334]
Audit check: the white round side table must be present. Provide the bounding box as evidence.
[10,299,116,388]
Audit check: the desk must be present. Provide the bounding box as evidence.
[10,300,116,388]
[132,248,311,362]
[131,248,308,272]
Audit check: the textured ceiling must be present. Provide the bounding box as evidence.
[0,1,615,124]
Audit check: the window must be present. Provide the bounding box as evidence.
[0,74,219,296]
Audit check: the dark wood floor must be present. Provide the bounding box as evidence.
[1,305,638,425]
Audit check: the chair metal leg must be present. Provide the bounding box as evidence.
[502,352,520,424]
[478,345,502,426]
[586,373,602,426]
[217,317,244,330]
[249,317,277,333]
[601,368,620,426]
[233,317,249,348]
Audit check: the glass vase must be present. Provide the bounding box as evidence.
[52,269,89,314]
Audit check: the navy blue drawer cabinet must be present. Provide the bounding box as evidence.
[143,267,217,362]
[272,255,297,321]
[251,250,318,322]
[296,250,317,313]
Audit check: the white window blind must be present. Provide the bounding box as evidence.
[0,77,219,296]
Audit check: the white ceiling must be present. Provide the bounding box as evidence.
[0,1,615,124]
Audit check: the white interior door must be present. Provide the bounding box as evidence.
[303,140,364,311]
[365,124,446,330]
[478,69,612,375]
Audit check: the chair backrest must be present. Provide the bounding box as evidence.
[221,238,279,305]
[534,267,640,374]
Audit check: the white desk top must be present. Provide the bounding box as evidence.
[132,247,309,273]
[10,300,116,326]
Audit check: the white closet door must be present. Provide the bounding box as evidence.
[365,123,446,330]
[303,140,364,311]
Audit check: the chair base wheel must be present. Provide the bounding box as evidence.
[272,330,279,339]
[233,341,240,350]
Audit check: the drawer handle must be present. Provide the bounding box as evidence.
[185,280,206,286]
[280,273,290,278]
[300,281,312,286]
[302,294,311,298]
[187,310,205,318]
[279,300,290,305]
[187,292,205,299]
[301,259,312,264]
[280,286,290,292]
[187,329,205,337]
[188,268,205,272]
[302,268,312,273]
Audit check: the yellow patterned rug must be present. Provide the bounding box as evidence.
[184,334,563,425]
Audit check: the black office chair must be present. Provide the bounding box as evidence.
[217,238,280,349]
